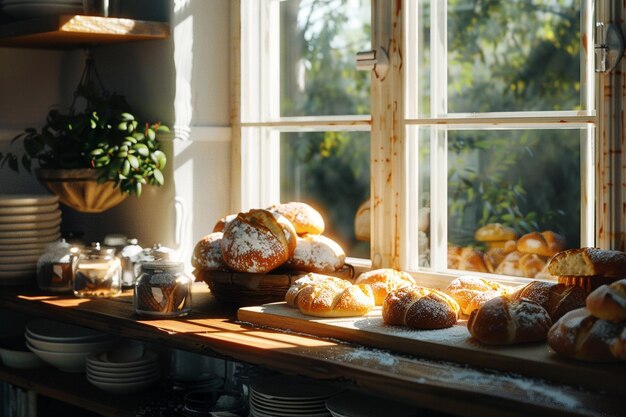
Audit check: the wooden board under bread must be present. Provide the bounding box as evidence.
[238,303,626,396]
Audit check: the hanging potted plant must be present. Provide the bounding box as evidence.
[0,54,169,213]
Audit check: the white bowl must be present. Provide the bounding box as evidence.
[87,375,159,395]
[26,319,109,343]
[26,341,89,373]
[24,332,117,354]
[86,365,159,380]
[87,349,158,368]
[0,345,46,369]
[86,360,157,374]
[87,370,160,384]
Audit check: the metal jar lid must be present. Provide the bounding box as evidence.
[140,260,185,274]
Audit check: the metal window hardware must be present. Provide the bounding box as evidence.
[356,47,390,78]
[595,22,624,73]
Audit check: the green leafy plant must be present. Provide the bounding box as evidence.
[0,82,168,197]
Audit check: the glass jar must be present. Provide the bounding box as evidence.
[120,238,143,288]
[134,261,192,317]
[72,243,122,298]
[36,239,78,293]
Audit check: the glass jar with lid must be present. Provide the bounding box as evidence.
[72,243,122,298]
[36,239,79,293]
[134,261,192,317]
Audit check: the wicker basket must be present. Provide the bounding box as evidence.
[198,264,355,307]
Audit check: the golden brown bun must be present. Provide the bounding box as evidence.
[557,276,618,294]
[519,253,547,278]
[354,268,417,306]
[586,279,626,322]
[547,308,624,362]
[285,273,374,317]
[494,251,524,277]
[271,211,298,255]
[548,247,626,277]
[383,285,460,330]
[517,231,566,257]
[354,200,370,242]
[475,223,517,249]
[511,281,586,322]
[449,247,488,273]
[445,275,513,316]
[284,234,345,274]
[467,296,552,345]
[484,248,506,273]
[268,202,325,236]
[610,328,626,360]
[191,232,228,271]
[213,214,237,233]
[220,209,294,273]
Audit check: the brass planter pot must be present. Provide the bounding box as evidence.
[36,168,127,213]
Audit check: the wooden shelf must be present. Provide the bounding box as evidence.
[0,283,624,417]
[0,15,169,48]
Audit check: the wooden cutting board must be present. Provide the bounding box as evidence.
[238,303,626,396]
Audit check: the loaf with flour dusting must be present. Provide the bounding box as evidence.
[382,286,460,329]
[191,232,228,271]
[444,275,513,316]
[267,202,325,236]
[355,269,416,306]
[511,280,586,322]
[284,234,345,273]
[586,279,626,322]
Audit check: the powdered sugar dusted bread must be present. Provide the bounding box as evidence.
[284,234,345,273]
[191,232,228,271]
[586,279,626,322]
[267,202,325,236]
[467,296,552,345]
[285,273,374,317]
[220,209,295,273]
[445,275,513,316]
[511,280,586,322]
[383,286,460,330]
[547,308,624,362]
[355,268,417,305]
[548,247,626,277]
[213,214,237,233]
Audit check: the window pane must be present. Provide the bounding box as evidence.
[280,131,370,258]
[416,0,583,115]
[280,0,371,117]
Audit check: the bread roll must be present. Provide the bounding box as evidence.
[191,232,228,271]
[284,234,345,273]
[474,223,517,249]
[213,214,237,233]
[511,280,586,322]
[383,286,460,330]
[354,200,370,242]
[484,248,506,273]
[519,253,547,278]
[268,202,325,236]
[547,308,623,362]
[586,279,626,322]
[467,296,552,345]
[494,251,524,277]
[354,268,417,305]
[285,273,374,317]
[548,247,626,277]
[452,247,488,273]
[517,231,566,257]
[610,328,626,360]
[445,275,513,316]
[220,209,294,273]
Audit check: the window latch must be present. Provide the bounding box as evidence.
[595,22,624,73]
[356,47,389,78]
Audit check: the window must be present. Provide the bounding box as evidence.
[234,0,623,286]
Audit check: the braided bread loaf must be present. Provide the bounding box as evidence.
[445,275,513,316]
[355,268,416,305]
[285,273,374,317]
[382,286,460,330]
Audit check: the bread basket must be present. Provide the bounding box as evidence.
[197,265,355,307]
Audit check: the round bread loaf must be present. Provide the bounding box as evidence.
[383,285,460,330]
[586,279,626,322]
[519,253,547,278]
[285,273,374,317]
[547,308,624,362]
[474,223,517,248]
[354,268,417,306]
[354,200,370,242]
[272,211,298,255]
[517,231,566,257]
[548,247,626,277]
[494,251,524,277]
[610,327,626,360]
[267,202,325,236]
[220,209,294,273]
[284,234,345,273]
[449,247,488,273]
[467,296,552,345]
[484,248,506,273]
[511,280,586,322]
[213,214,237,233]
[191,232,228,271]
[445,275,513,316]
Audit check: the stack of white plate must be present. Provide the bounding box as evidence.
[0,194,61,286]
[249,375,342,417]
[25,319,117,373]
[0,0,83,20]
[86,344,160,395]
[325,391,421,417]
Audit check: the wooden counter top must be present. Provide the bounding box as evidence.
[0,283,624,417]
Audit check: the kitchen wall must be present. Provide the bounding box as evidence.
[0,0,231,267]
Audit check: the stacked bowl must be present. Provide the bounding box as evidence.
[25,319,117,373]
[0,0,83,20]
[0,194,61,286]
[86,345,161,394]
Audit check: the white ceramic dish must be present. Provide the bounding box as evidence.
[0,254,40,264]
[250,393,327,410]
[0,226,60,239]
[87,375,159,395]
[87,370,160,384]
[0,248,46,257]
[251,375,341,401]
[249,403,330,417]
[1,3,83,18]
[0,337,46,369]
[0,195,58,207]
[26,319,109,343]
[86,361,158,374]
[87,350,158,368]
[0,211,61,224]
[86,365,159,380]
[0,233,60,245]
[0,210,60,224]
[26,341,89,373]
[250,398,327,414]
[0,242,47,251]
[24,332,116,354]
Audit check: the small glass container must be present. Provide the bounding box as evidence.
[134,261,192,317]
[36,239,78,293]
[120,238,144,288]
[73,243,122,298]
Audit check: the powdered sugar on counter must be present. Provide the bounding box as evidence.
[334,347,399,367]
[349,316,470,343]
